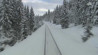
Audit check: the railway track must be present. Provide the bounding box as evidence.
[44,25,62,55]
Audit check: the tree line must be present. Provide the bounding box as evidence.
[0,0,35,51]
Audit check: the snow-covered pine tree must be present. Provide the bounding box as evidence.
[10,0,24,42]
[0,0,18,49]
[1,0,13,38]
[60,0,69,28]
[22,6,31,38]
[53,6,63,24]
[82,26,93,42]
[29,7,35,34]
[70,0,88,26]
[21,6,28,38]
[26,6,30,19]
[53,6,60,24]
[82,0,96,42]
[74,0,83,25]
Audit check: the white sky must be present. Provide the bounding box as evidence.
[22,0,63,16]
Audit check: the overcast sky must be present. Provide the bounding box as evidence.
[22,0,63,16]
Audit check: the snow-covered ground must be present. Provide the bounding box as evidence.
[45,22,98,55]
[0,22,98,55]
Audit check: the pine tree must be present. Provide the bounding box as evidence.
[11,0,23,41]
[60,0,69,28]
[26,6,30,19]
[22,6,30,38]
[53,6,59,24]
[21,6,28,38]
[81,0,97,42]
[0,0,14,39]
[53,6,61,24]
[82,26,93,42]
[0,0,16,47]
[29,7,35,34]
